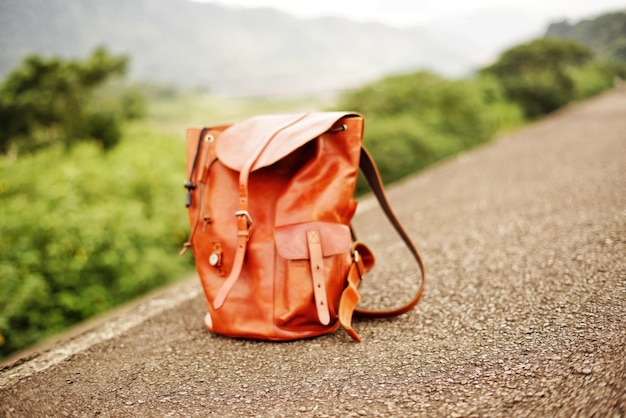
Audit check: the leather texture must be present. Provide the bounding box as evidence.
[182,112,425,342]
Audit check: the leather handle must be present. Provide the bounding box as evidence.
[354,146,426,318]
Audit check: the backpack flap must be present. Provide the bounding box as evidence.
[215,112,360,172]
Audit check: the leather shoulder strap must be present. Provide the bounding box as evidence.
[355,146,426,318]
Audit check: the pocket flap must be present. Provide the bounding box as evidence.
[275,222,352,260]
[216,112,359,172]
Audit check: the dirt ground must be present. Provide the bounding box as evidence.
[1,90,625,417]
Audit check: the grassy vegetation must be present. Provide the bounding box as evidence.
[145,87,336,134]
[334,72,525,192]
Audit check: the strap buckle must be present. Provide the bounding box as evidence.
[352,249,364,279]
[235,210,253,232]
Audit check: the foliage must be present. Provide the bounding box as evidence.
[336,71,524,192]
[0,47,145,155]
[480,38,594,118]
[145,87,334,135]
[567,60,626,99]
[545,11,626,63]
[0,126,193,358]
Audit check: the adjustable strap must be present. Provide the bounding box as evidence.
[213,114,309,310]
[354,146,426,318]
[307,229,330,325]
[338,242,374,342]
[180,128,216,256]
[184,127,210,208]
[212,221,249,309]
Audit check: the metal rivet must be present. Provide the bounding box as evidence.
[209,252,220,266]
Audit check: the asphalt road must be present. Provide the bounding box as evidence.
[1,90,625,417]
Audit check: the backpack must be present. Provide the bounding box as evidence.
[180,112,425,342]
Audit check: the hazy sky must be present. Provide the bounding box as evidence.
[204,0,625,27]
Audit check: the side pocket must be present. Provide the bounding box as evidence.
[274,222,352,331]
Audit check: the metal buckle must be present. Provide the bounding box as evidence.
[326,124,347,134]
[353,249,364,279]
[235,210,253,228]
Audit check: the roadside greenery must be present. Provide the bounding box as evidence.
[0,127,193,357]
[0,47,145,155]
[1,25,624,359]
[337,72,524,191]
[339,37,625,192]
[481,38,594,118]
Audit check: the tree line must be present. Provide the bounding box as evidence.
[339,37,625,191]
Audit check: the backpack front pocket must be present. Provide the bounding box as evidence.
[274,222,352,331]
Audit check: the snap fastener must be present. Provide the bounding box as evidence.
[209,252,221,267]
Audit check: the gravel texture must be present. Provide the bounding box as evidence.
[1,90,625,417]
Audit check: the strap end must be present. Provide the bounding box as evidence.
[344,326,362,343]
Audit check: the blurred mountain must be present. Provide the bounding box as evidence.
[0,0,489,95]
[545,11,626,62]
[2,0,613,96]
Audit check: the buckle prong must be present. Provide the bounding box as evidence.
[353,249,364,278]
[235,210,253,227]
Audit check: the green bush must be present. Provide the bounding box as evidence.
[0,47,143,155]
[337,71,523,192]
[359,114,435,183]
[568,61,626,99]
[0,126,193,358]
[481,38,594,118]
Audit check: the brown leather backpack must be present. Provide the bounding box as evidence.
[181,112,425,342]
